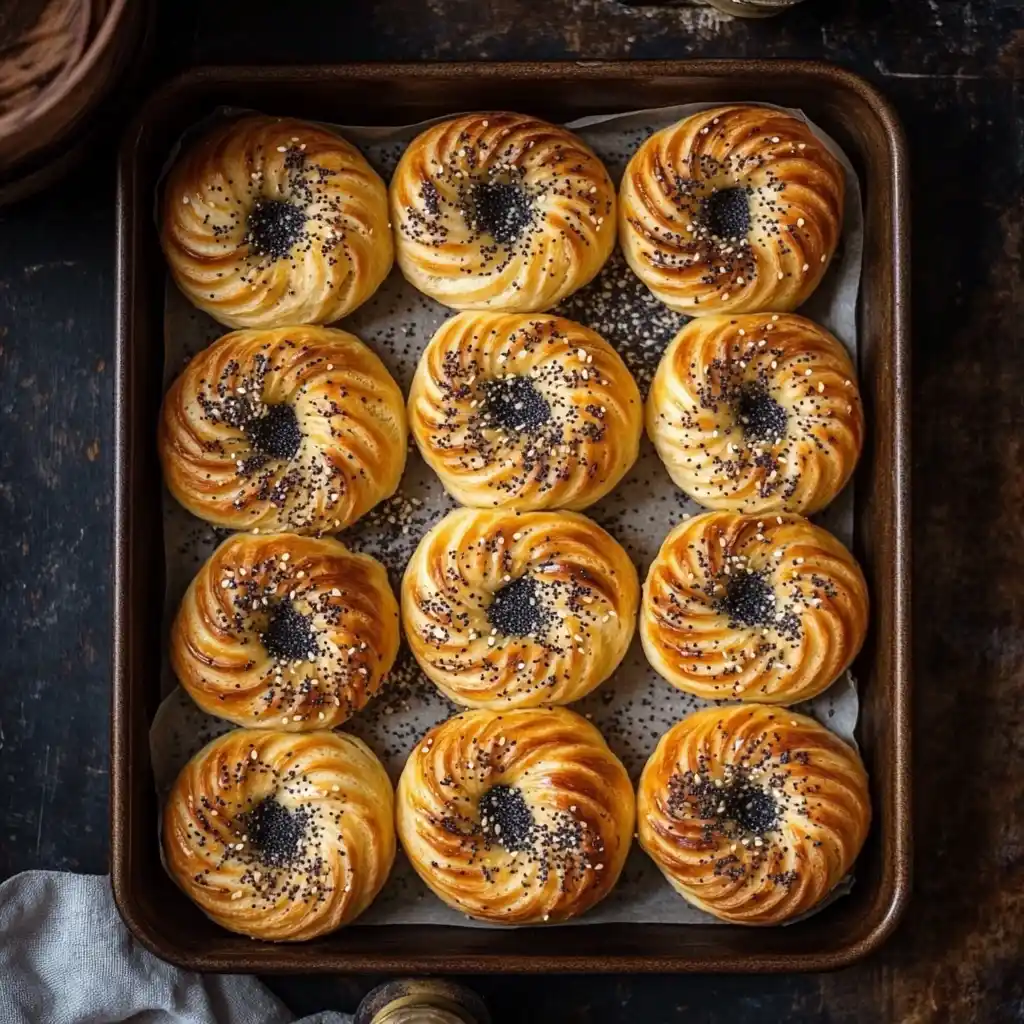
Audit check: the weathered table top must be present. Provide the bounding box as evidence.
[2,1,1022,1020]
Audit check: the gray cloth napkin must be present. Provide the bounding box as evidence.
[0,871,350,1024]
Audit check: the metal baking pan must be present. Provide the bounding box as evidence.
[113,61,910,973]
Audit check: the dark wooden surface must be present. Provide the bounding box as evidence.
[1,0,1022,1020]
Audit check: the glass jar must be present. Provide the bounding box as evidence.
[698,0,808,15]
[355,980,490,1024]
[616,0,808,15]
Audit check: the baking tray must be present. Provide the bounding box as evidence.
[113,61,910,973]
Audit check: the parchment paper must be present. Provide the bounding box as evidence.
[153,103,864,927]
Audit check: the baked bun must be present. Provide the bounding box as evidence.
[390,112,615,312]
[163,729,395,941]
[161,115,392,328]
[402,507,638,708]
[619,106,844,315]
[647,313,863,514]
[409,311,642,511]
[159,325,406,534]
[171,533,399,730]
[396,707,634,924]
[641,511,868,704]
[637,704,870,925]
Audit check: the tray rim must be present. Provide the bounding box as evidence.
[113,58,911,974]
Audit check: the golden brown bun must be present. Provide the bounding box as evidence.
[619,106,844,315]
[158,325,407,534]
[641,511,868,704]
[171,533,399,730]
[409,311,642,511]
[402,508,638,708]
[646,313,863,514]
[161,115,392,328]
[637,704,870,925]
[390,112,615,312]
[163,729,395,941]
[396,707,634,924]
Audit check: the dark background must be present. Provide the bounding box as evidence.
[2,0,1022,1020]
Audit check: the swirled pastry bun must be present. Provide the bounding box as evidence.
[171,533,399,730]
[162,115,392,328]
[402,508,638,708]
[619,106,844,315]
[647,313,863,514]
[397,707,634,924]
[163,729,395,941]
[641,511,868,705]
[637,704,870,925]
[390,112,616,312]
[409,311,642,511]
[158,325,407,535]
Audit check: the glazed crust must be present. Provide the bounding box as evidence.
[158,325,407,535]
[619,106,844,315]
[646,313,863,514]
[396,707,635,924]
[402,508,638,708]
[391,112,616,311]
[162,115,392,328]
[409,312,642,511]
[171,533,399,731]
[637,704,870,925]
[163,729,395,941]
[641,511,868,704]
